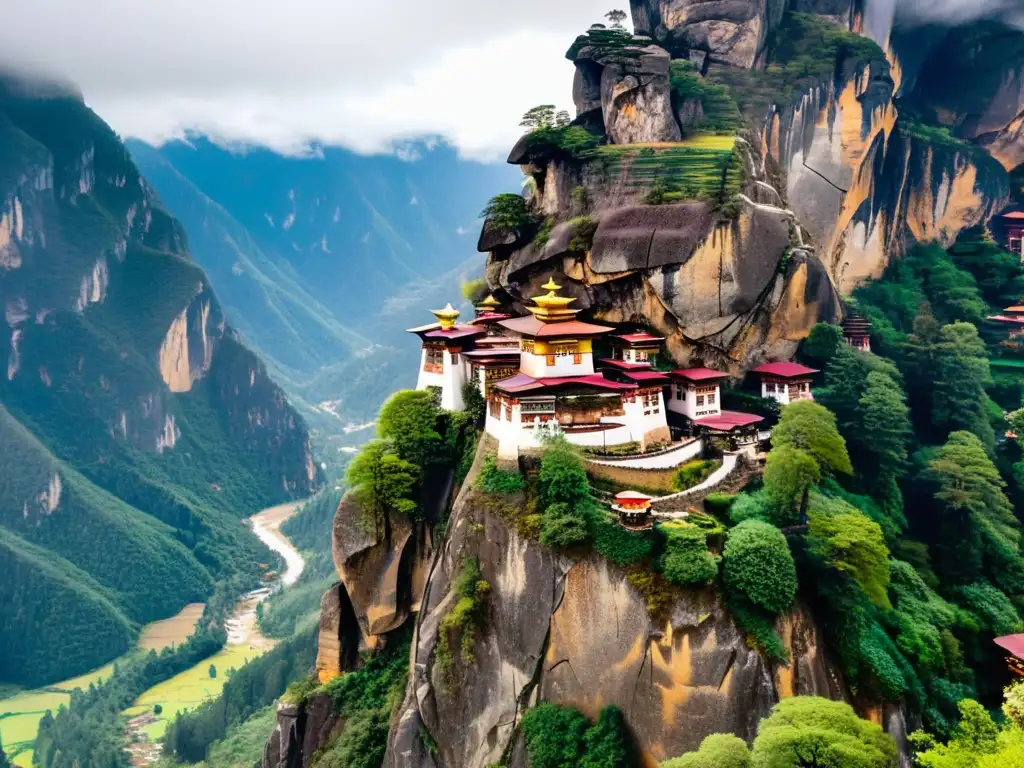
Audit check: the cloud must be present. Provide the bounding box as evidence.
[0,0,616,161]
[895,0,1024,26]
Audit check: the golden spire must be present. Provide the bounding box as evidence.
[529,277,578,322]
[477,294,501,309]
[431,303,460,330]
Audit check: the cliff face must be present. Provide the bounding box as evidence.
[382,444,844,768]
[0,73,320,686]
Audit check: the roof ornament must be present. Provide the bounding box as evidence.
[431,303,460,330]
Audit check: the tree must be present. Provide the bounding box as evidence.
[153,703,163,715]
[752,697,897,768]
[580,706,632,768]
[461,381,486,426]
[522,703,590,768]
[0,735,10,768]
[605,9,628,28]
[377,390,442,468]
[800,323,844,367]
[772,401,852,477]
[555,110,572,128]
[662,524,719,586]
[481,192,534,236]
[722,520,797,614]
[661,733,750,768]
[932,322,994,450]
[540,502,590,549]
[539,437,592,509]
[346,440,418,532]
[521,104,558,130]
[762,447,820,526]
[857,371,911,509]
[208,664,217,679]
[461,278,488,303]
[807,499,891,609]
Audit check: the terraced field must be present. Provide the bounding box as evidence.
[590,135,739,198]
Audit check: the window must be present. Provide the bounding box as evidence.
[424,346,443,374]
[573,353,582,365]
[546,354,556,366]
[696,395,704,406]
[637,350,648,361]
[707,393,716,405]
[676,385,684,400]
[489,398,501,419]
[521,339,535,354]
[450,352,459,364]
[764,382,775,393]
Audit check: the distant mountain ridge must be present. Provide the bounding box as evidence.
[0,74,321,686]
[128,138,520,447]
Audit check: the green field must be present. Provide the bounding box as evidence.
[125,643,269,740]
[590,135,739,197]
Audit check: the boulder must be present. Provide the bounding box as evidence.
[628,0,788,68]
[588,202,716,274]
[568,33,681,145]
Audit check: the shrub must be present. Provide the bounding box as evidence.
[661,733,750,768]
[481,193,534,236]
[540,502,590,549]
[568,216,598,252]
[521,703,632,768]
[477,453,525,495]
[728,491,773,524]
[591,513,654,566]
[437,557,490,690]
[461,278,488,304]
[722,520,797,614]
[703,492,734,518]
[627,569,678,620]
[461,381,486,426]
[661,523,719,586]
[534,216,556,248]
[672,459,721,492]
[539,437,591,509]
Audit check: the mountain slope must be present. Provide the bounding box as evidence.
[128,138,520,436]
[0,74,321,687]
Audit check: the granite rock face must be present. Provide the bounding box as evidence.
[629,0,789,68]
[384,443,845,768]
[569,33,681,145]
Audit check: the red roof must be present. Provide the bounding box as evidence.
[1001,211,1024,220]
[615,490,654,501]
[996,634,1024,660]
[611,332,664,345]
[987,314,1024,326]
[493,372,637,394]
[752,361,819,378]
[622,371,671,384]
[407,323,488,341]
[693,411,764,431]
[499,315,615,339]
[669,367,730,383]
[468,312,513,325]
[599,358,653,371]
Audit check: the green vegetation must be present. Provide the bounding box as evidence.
[911,689,1024,768]
[669,60,742,135]
[461,278,489,304]
[723,521,797,614]
[436,558,490,690]
[662,696,896,768]
[521,703,632,768]
[595,137,739,202]
[345,440,418,531]
[568,216,598,253]
[707,12,885,122]
[477,453,525,495]
[671,459,721,492]
[661,523,718,586]
[481,193,534,237]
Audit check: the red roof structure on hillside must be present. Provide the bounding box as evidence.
[752,362,819,378]
[611,332,665,344]
[406,323,488,341]
[622,370,671,384]
[468,311,513,325]
[987,315,1024,325]
[996,634,1024,660]
[499,315,615,338]
[600,358,654,371]
[493,372,638,394]
[668,367,730,382]
[693,411,764,431]
[1002,211,1024,220]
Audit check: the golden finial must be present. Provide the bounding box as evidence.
[478,294,501,309]
[431,303,460,330]
[541,278,561,295]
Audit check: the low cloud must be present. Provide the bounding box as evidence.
[896,0,1024,26]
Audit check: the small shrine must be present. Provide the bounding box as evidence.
[842,312,872,352]
[666,368,729,420]
[469,294,513,331]
[987,302,1024,346]
[752,362,818,405]
[607,331,665,367]
[1000,211,1024,258]
[612,491,654,529]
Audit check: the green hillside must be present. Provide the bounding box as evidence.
[0,76,320,687]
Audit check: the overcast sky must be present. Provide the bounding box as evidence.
[0,0,1018,163]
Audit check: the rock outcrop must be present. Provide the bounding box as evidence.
[384,443,845,768]
[568,31,681,144]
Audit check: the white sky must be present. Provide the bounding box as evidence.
[0,0,1018,162]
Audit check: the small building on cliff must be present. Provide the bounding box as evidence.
[407,304,487,411]
[987,302,1024,348]
[1001,211,1024,258]
[665,367,763,454]
[752,361,818,405]
[842,312,872,352]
